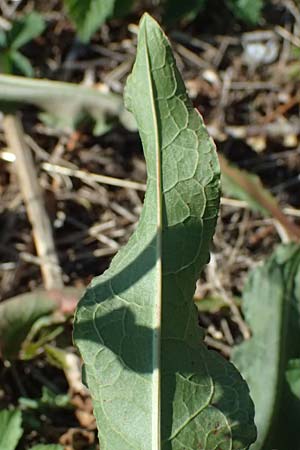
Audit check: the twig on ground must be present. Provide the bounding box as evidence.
[220,197,300,218]
[42,161,146,191]
[2,114,64,290]
[275,25,300,48]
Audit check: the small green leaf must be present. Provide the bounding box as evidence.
[6,12,45,50]
[195,295,240,313]
[64,0,108,42]
[164,0,207,24]
[0,29,7,47]
[0,50,13,73]
[74,13,256,450]
[9,50,33,76]
[232,243,300,449]
[226,0,263,24]
[0,290,56,360]
[22,324,64,361]
[286,359,300,398]
[0,409,23,450]
[20,387,71,411]
[40,387,70,409]
[44,344,68,369]
[64,0,133,42]
[64,0,115,42]
[113,0,135,17]
[0,12,44,76]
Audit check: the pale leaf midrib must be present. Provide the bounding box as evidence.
[143,17,162,450]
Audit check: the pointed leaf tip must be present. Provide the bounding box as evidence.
[139,12,160,32]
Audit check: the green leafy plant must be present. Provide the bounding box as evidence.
[0,12,45,76]
[232,243,300,449]
[74,13,256,449]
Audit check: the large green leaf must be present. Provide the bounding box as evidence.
[232,244,300,449]
[0,409,23,450]
[74,14,256,450]
[0,74,134,134]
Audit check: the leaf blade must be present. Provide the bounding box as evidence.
[74,13,256,450]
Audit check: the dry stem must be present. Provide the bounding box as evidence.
[3,114,63,290]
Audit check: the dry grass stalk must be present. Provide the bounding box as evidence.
[3,114,63,290]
